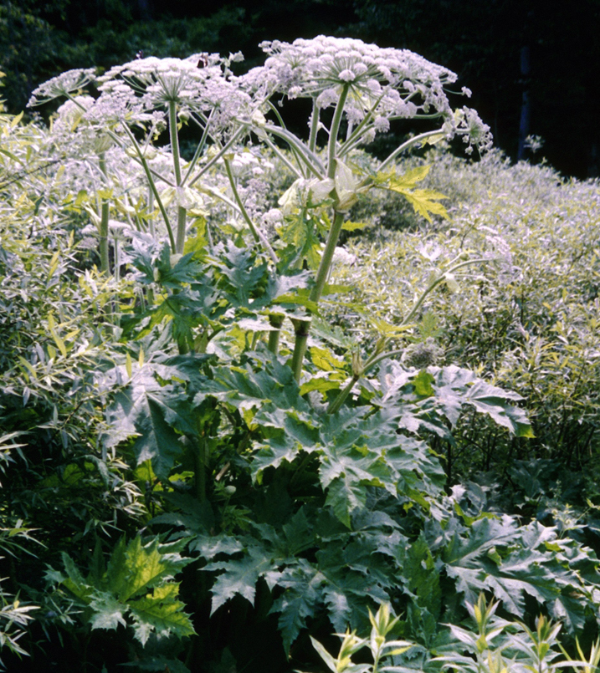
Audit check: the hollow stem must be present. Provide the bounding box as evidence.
[308,102,320,154]
[327,85,350,180]
[267,315,284,354]
[310,210,346,304]
[290,318,311,383]
[98,154,110,275]
[169,101,188,254]
[289,208,346,382]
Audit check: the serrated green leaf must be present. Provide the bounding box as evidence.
[270,563,326,652]
[129,584,195,645]
[88,593,127,630]
[207,544,273,613]
[103,363,193,478]
[118,537,170,602]
[310,347,346,372]
[390,165,431,188]
[189,534,244,560]
[49,536,194,644]
[385,167,449,223]
[401,536,441,619]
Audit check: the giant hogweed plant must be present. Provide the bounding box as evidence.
[28,36,492,364]
[10,37,600,671]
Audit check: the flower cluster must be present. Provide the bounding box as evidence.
[28,68,97,107]
[443,106,493,154]
[96,54,252,133]
[242,35,458,121]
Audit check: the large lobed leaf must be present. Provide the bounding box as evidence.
[47,536,195,645]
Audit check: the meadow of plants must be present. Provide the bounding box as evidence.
[1,35,600,673]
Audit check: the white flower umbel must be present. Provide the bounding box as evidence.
[97,54,251,132]
[245,36,456,122]
[242,35,492,157]
[28,68,97,107]
[97,54,260,255]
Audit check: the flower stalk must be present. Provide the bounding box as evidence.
[168,101,188,254]
[98,153,110,275]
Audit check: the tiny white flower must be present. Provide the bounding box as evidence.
[374,116,390,133]
[316,88,338,109]
[338,69,356,82]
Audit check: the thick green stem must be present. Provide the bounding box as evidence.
[327,86,350,180]
[169,101,183,186]
[327,374,359,414]
[311,210,346,304]
[98,154,110,275]
[289,210,346,382]
[308,102,320,154]
[290,318,311,383]
[288,92,348,381]
[114,237,120,281]
[267,315,284,354]
[169,101,188,254]
[148,186,156,238]
[295,91,352,374]
[175,207,187,255]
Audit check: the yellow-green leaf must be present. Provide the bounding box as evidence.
[397,188,449,223]
[389,164,431,189]
[341,220,371,232]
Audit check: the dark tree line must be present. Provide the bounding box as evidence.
[1,0,599,177]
